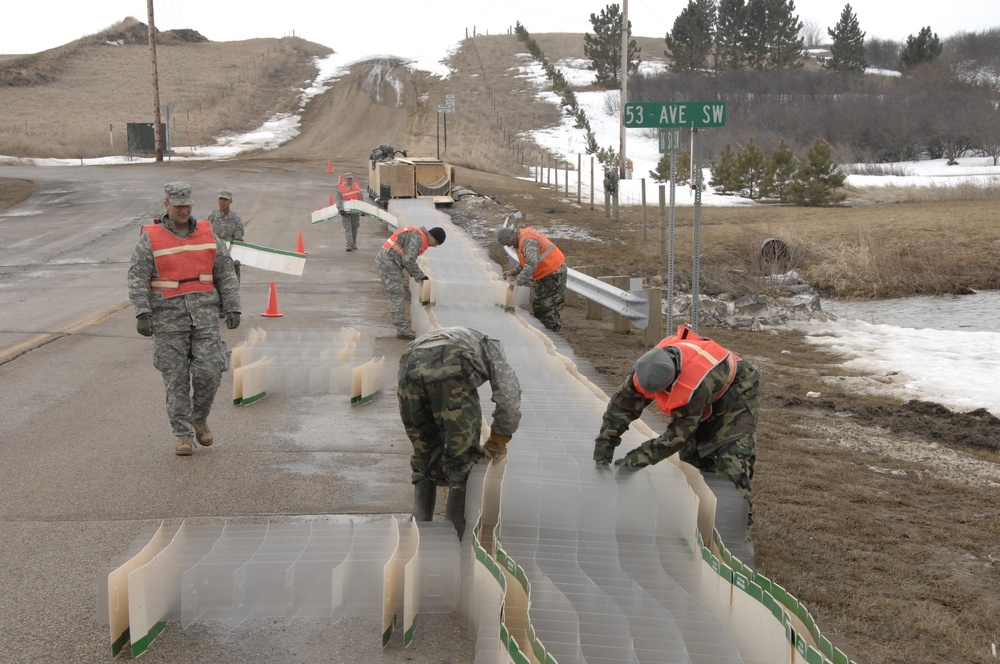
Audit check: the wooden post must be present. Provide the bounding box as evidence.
[577,153,582,205]
[604,276,632,333]
[564,257,580,307]
[644,288,664,346]
[575,266,604,320]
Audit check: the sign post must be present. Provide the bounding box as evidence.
[437,95,455,155]
[626,101,727,332]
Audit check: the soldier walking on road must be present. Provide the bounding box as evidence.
[128,182,242,456]
[593,325,760,525]
[335,172,362,252]
[207,189,245,281]
[375,225,446,339]
[497,222,568,333]
[398,327,521,538]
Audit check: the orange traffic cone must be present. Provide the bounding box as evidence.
[337,172,343,186]
[326,160,332,173]
[328,194,334,207]
[261,281,283,317]
[296,231,306,255]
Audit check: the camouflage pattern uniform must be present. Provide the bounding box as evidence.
[376,227,432,336]
[208,197,244,281]
[334,183,361,251]
[398,327,521,488]
[128,213,241,439]
[596,356,760,522]
[509,234,567,333]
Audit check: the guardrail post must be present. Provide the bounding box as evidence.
[644,288,664,346]
[575,266,604,320]
[564,257,580,307]
[603,276,631,333]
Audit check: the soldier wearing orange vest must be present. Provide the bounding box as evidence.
[375,225,446,339]
[335,172,362,251]
[128,182,241,456]
[593,325,760,525]
[496,221,568,333]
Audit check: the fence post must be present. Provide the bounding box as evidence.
[604,276,631,333]
[644,288,664,346]
[575,266,604,320]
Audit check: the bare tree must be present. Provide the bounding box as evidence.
[801,19,824,49]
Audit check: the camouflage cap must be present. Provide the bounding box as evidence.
[164,181,193,206]
[344,172,354,180]
[218,189,233,200]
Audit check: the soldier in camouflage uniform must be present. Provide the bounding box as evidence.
[207,189,244,281]
[375,225,446,339]
[593,325,760,524]
[497,223,567,333]
[398,326,521,538]
[335,172,362,252]
[128,182,241,456]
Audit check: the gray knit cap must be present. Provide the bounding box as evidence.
[633,346,679,393]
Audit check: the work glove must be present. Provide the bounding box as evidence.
[593,430,621,465]
[614,447,649,469]
[136,314,153,337]
[232,260,241,268]
[225,312,241,330]
[418,276,429,282]
[483,430,512,460]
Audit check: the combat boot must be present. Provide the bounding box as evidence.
[412,480,436,521]
[192,421,213,446]
[445,487,467,541]
[175,436,194,456]
[396,329,416,340]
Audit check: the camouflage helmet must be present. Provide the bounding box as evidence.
[497,226,515,246]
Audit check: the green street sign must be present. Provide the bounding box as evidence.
[624,101,727,128]
[659,128,682,154]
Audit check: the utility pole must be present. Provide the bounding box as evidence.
[619,0,628,180]
[147,0,164,162]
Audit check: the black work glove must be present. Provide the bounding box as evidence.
[136,314,153,337]
[232,259,241,268]
[593,430,621,465]
[225,312,241,329]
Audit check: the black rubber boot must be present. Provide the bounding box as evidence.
[445,487,467,540]
[412,480,436,522]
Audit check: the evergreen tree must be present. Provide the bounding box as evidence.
[715,0,746,69]
[649,152,692,185]
[666,0,715,71]
[899,26,943,71]
[743,0,804,70]
[789,139,847,206]
[825,4,867,73]
[584,4,642,88]
[760,140,797,201]
[709,144,740,194]
[735,138,766,199]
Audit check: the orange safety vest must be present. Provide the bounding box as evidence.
[633,326,739,419]
[338,181,361,201]
[382,226,429,257]
[143,221,217,298]
[516,227,565,280]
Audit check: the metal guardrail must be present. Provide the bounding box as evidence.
[502,246,650,329]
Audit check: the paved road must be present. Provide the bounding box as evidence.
[0,162,474,662]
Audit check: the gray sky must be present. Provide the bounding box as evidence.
[3,1,999,57]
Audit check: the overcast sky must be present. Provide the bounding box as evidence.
[4,1,999,57]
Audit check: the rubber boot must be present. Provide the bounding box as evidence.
[445,487,467,540]
[412,480,436,522]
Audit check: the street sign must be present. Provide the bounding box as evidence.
[659,128,682,154]
[624,101,727,128]
[437,104,455,114]
[445,94,455,105]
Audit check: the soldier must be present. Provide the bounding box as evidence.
[497,223,568,333]
[128,181,241,456]
[335,172,362,252]
[375,225,446,339]
[398,326,521,538]
[207,189,245,281]
[593,325,760,525]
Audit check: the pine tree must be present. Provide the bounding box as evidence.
[584,4,642,88]
[649,152,692,185]
[760,140,797,201]
[825,4,867,73]
[666,0,715,71]
[715,0,746,70]
[735,138,766,199]
[743,0,804,70]
[899,26,943,72]
[709,144,740,194]
[788,139,847,206]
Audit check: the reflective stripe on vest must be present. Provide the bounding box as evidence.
[338,182,361,201]
[382,226,429,257]
[633,333,740,419]
[516,227,565,279]
[144,221,217,298]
